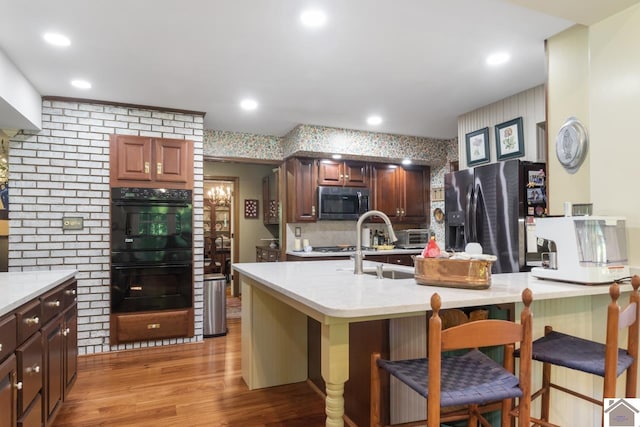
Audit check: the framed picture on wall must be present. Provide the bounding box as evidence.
[244,199,259,218]
[495,117,525,160]
[465,127,490,166]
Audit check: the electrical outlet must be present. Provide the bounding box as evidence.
[295,227,301,237]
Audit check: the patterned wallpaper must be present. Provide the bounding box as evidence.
[204,124,457,165]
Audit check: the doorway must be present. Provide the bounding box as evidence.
[204,177,238,294]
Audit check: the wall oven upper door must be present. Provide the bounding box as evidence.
[111,187,193,257]
[317,186,369,220]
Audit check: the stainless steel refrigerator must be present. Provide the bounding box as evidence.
[444,159,546,273]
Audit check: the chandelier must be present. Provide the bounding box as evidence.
[208,185,231,207]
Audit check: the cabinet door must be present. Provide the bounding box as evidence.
[43,317,63,425]
[287,158,317,222]
[63,304,77,398]
[111,135,153,182]
[371,165,401,220]
[16,332,41,418]
[0,355,17,427]
[317,160,343,186]
[154,138,192,185]
[401,167,429,223]
[343,161,368,187]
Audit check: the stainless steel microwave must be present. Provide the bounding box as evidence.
[317,186,369,220]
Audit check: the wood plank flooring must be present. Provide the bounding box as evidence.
[53,319,327,427]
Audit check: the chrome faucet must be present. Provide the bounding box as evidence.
[354,210,398,274]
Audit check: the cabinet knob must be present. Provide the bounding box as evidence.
[147,323,161,330]
[311,206,316,216]
[345,174,349,180]
[26,365,40,374]
[0,343,2,352]
[401,208,406,217]
[63,328,70,336]
[48,300,61,307]
[396,208,400,216]
[65,289,76,296]
[15,381,23,390]
[157,162,163,175]
[25,316,39,326]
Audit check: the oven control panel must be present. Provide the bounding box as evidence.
[112,187,192,202]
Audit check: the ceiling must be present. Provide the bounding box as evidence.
[0,1,636,139]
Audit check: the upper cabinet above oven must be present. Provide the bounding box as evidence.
[110,135,194,189]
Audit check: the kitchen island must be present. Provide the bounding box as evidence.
[234,260,635,427]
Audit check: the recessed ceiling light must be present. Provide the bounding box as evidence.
[367,115,382,126]
[240,99,258,111]
[401,159,412,165]
[331,154,342,160]
[43,32,70,47]
[486,52,510,66]
[71,79,91,89]
[300,9,327,28]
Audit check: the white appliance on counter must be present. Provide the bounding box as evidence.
[531,216,630,284]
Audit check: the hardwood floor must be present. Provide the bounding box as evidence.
[53,319,327,427]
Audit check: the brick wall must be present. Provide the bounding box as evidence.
[8,99,205,354]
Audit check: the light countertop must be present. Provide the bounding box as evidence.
[233,260,631,319]
[285,248,423,258]
[0,269,78,317]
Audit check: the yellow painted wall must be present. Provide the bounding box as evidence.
[546,25,590,214]
[589,4,640,266]
[547,4,640,266]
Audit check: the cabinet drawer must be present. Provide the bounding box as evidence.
[18,393,41,427]
[62,280,78,310]
[386,254,414,266]
[110,309,194,345]
[16,301,41,344]
[0,315,16,362]
[16,331,42,416]
[41,286,65,325]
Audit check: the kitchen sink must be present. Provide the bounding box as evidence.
[363,269,415,280]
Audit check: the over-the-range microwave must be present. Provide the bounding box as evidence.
[317,186,369,220]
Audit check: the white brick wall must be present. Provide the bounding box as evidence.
[8,99,205,355]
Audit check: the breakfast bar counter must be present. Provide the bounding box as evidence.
[233,259,635,427]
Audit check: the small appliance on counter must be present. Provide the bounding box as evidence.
[530,216,630,284]
[396,229,430,249]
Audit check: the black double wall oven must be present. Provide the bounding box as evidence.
[111,187,193,314]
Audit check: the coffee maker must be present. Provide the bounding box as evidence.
[530,216,630,284]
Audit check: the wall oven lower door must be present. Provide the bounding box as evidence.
[111,262,193,313]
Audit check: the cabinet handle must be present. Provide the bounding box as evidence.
[401,208,406,217]
[311,206,316,216]
[48,300,61,308]
[0,343,2,352]
[25,316,39,326]
[144,161,150,174]
[147,323,160,329]
[345,174,349,180]
[339,174,343,179]
[14,381,23,390]
[396,208,400,216]
[131,286,143,291]
[65,289,76,296]
[63,328,70,337]
[26,365,40,374]
[157,162,162,175]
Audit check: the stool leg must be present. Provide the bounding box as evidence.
[370,353,382,427]
[540,361,551,422]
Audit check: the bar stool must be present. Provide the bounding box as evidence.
[527,275,639,425]
[370,288,533,427]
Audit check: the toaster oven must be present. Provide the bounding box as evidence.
[396,229,430,249]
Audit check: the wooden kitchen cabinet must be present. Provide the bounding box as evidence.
[262,169,279,225]
[0,278,77,427]
[317,159,368,187]
[371,164,430,223]
[110,308,194,345]
[286,157,317,222]
[0,354,18,427]
[110,135,193,189]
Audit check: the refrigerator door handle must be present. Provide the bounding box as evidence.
[469,184,480,242]
[464,184,474,244]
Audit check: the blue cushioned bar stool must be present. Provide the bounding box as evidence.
[370,288,533,427]
[527,275,639,425]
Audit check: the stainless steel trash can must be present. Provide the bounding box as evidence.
[203,273,227,337]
